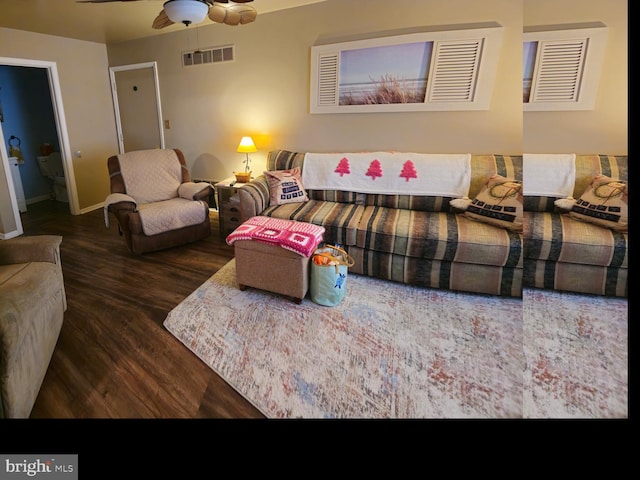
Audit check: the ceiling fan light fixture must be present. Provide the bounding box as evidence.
[163,0,209,26]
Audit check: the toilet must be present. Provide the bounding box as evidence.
[36,152,68,203]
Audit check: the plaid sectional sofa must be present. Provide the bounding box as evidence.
[523,155,628,297]
[238,150,523,297]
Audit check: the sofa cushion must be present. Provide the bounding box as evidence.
[261,200,365,246]
[523,211,628,268]
[0,264,28,285]
[468,154,523,198]
[349,246,522,296]
[307,189,365,204]
[523,196,558,212]
[136,198,208,236]
[267,149,306,171]
[524,259,627,297]
[523,154,628,212]
[364,193,455,212]
[354,206,522,268]
[0,262,65,369]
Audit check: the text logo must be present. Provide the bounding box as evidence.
[0,455,77,480]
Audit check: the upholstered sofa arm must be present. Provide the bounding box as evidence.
[179,182,212,201]
[0,235,63,266]
[238,175,270,221]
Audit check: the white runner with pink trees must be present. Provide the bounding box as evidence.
[302,152,471,197]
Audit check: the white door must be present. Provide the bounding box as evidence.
[110,62,165,153]
[8,157,27,213]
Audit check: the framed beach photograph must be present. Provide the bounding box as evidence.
[310,25,503,113]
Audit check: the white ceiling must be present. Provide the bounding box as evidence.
[0,0,327,44]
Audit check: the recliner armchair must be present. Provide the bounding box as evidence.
[105,148,213,254]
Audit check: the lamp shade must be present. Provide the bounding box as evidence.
[237,136,257,153]
[163,0,209,26]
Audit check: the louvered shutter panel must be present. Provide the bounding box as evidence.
[427,39,482,102]
[316,52,339,107]
[529,39,587,102]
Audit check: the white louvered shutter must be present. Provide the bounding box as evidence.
[529,39,587,103]
[316,53,339,107]
[427,39,483,102]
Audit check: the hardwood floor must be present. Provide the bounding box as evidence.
[21,200,265,419]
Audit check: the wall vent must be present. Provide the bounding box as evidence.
[183,45,234,67]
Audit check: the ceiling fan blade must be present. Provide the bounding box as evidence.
[209,3,257,25]
[152,9,174,29]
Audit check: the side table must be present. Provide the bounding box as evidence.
[214,176,248,238]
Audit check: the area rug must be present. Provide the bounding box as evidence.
[522,288,628,418]
[164,259,524,418]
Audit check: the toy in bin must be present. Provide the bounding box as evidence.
[310,244,354,306]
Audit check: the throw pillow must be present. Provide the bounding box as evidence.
[264,168,309,206]
[566,174,628,232]
[458,175,523,232]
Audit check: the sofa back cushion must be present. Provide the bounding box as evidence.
[358,154,520,212]
[267,150,522,212]
[267,150,365,205]
[523,154,628,212]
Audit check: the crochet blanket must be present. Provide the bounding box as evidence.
[302,152,472,197]
[226,216,325,257]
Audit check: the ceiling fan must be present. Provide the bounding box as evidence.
[78,1,257,28]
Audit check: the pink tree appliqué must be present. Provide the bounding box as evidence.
[399,160,418,182]
[366,159,383,181]
[334,157,350,177]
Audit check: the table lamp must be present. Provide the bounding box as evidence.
[235,136,257,183]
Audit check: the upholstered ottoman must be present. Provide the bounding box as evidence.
[233,240,310,303]
[227,216,325,303]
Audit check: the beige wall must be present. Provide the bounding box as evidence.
[523,0,627,154]
[107,0,524,181]
[0,0,627,236]
[0,27,119,234]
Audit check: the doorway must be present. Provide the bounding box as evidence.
[109,62,164,153]
[0,57,77,238]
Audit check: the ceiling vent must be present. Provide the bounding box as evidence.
[183,45,234,67]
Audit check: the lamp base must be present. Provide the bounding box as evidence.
[234,171,252,183]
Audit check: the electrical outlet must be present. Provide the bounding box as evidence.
[164,120,171,129]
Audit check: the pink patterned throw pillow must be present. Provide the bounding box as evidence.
[264,168,309,206]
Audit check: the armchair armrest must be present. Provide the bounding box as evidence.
[104,193,137,228]
[0,235,63,266]
[179,182,212,201]
[238,174,270,221]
